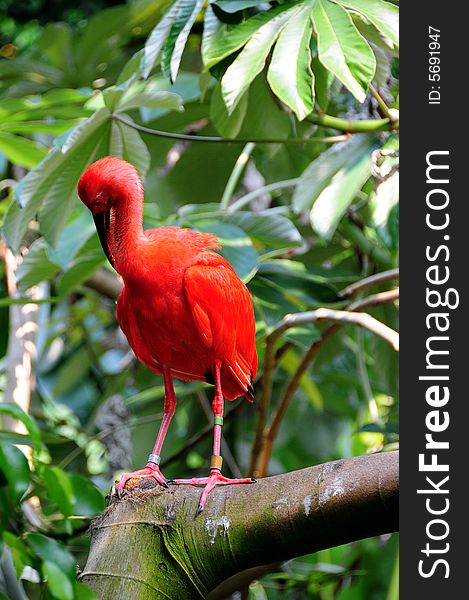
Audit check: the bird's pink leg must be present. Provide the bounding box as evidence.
[114,366,176,497]
[173,364,255,514]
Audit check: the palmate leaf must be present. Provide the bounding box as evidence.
[312,0,376,102]
[309,137,380,239]
[0,133,48,169]
[2,84,183,253]
[221,5,299,113]
[162,0,205,82]
[335,0,399,47]
[267,3,314,121]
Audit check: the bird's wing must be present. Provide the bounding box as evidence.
[184,262,257,398]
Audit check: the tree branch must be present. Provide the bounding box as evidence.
[339,268,399,298]
[81,451,398,599]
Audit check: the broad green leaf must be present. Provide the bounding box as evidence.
[46,210,96,269]
[336,0,399,47]
[293,136,371,212]
[312,0,375,102]
[0,121,81,135]
[227,210,302,248]
[74,582,99,600]
[43,466,76,517]
[109,114,151,178]
[0,133,47,169]
[70,474,105,517]
[0,442,30,503]
[26,534,75,580]
[163,0,205,82]
[57,236,105,296]
[210,83,248,137]
[267,5,314,121]
[214,1,266,13]
[2,109,110,251]
[310,139,379,239]
[238,75,291,141]
[180,204,302,248]
[142,0,182,79]
[222,6,299,113]
[203,2,295,69]
[16,239,60,293]
[42,561,74,600]
[38,122,111,246]
[60,107,110,155]
[0,404,42,449]
[116,91,183,113]
[117,49,144,86]
[312,53,333,111]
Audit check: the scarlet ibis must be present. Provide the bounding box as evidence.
[78,156,257,513]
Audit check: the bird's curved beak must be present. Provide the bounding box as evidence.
[93,211,115,268]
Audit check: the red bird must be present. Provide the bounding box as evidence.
[78,156,257,512]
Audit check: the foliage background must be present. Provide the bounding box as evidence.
[0,0,399,598]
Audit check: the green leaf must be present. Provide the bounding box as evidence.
[109,114,151,178]
[310,139,379,239]
[2,108,111,252]
[203,2,294,69]
[142,0,182,79]
[0,121,81,135]
[214,1,266,13]
[74,582,99,600]
[312,53,333,111]
[210,83,248,137]
[293,136,370,212]
[267,5,314,120]
[0,404,42,449]
[238,75,292,141]
[56,234,106,296]
[0,133,48,169]
[312,0,375,102]
[15,239,60,293]
[43,466,76,517]
[116,91,183,113]
[42,561,74,600]
[336,0,399,47]
[70,474,105,517]
[162,0,205,82]
[26,534,75,580]
[46,210,96,270]
[221,5,298,113]
[0,443,30,503]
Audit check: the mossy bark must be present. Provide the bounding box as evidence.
[81,451,398,599]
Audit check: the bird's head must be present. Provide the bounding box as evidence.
[77,156,142,214]
[77,156,143,268]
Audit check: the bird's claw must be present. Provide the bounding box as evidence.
[110,463,169,498]
[174,469,256,517]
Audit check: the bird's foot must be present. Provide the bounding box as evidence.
[112,462,169,498]
[172,469,256,515]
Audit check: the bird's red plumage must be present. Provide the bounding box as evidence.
[78,158,257,401]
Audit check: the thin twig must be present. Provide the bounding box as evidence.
[112,114,349,145]
[339,268,399,298]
